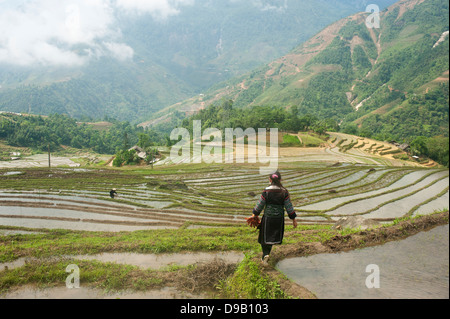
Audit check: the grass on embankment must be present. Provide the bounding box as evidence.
[0,226,255,263]
[1,211,448,298]
[0,224,335,263]
[0,253,286,298]
[0,223,343,297]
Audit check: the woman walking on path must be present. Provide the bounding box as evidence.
[250,171,297,264]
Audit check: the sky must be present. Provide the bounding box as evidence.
[0,0,196,67]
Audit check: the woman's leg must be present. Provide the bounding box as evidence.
[258,215,273,261]
[261,243,272,260]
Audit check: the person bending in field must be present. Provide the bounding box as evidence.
[250,171,297,264]
[110,188,118,199]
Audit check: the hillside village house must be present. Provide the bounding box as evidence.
[129,146,147,160]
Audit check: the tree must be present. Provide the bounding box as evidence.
[113,149,139,167]
[410,136,428,156]
[138,133,152,149]
[342,123,358,135]
[427,136,449,167]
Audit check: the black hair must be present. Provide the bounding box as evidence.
[269,171,285,189]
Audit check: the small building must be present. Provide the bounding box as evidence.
[398,143,410,151]
[129,146,147,160]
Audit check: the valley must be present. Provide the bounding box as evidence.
[0,0,448,302]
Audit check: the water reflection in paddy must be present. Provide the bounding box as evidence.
[276,225,449,299]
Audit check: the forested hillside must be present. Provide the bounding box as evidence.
[0,113,164,154]
[159,0,448,143]
[0,0,397,123]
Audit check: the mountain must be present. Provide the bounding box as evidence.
[153,0,448,140]
[0,0,398,123]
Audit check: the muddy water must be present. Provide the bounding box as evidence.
[0,251,244,299]
[1,251,244,272]
[0,207,150,222]
[365,177,449,219]
[300,170,432,211]
[0,192,137,208]
[325,171,448,216]
[0,229,43,236]
[0,213,176,232]
[67,251,244,269]
[413,190,449,217]
[0,154,81,168]
[317,170,369,189]
[276,225,449,299]
[1,285,206,299]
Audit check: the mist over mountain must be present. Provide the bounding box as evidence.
[0,0,398,122]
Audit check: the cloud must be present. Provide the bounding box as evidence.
[0,0,133,67]
[0,0,197,67]
[227,0,287,12]
[251,0,288,12]
[102,42,134,61]
[115,0,195,19]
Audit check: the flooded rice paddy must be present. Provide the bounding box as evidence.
[0,154,81,169]
[1,251,244,272]
[0,156,448,299]
[276,224,449,299]
[0,166,448,231]
[1,285,206,299]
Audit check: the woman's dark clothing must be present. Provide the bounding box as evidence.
[252,185,296,246]
[261,244,273,257]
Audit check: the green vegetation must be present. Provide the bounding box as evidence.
[307,36,353,72]
[348,84,449,144]
[340,140,358,153]
[342,0,449,147]
[279,131,327,148]
[0,256,236,295]
[281,134,302,147]
[298,132,327,147]
[218,253,288,299]
[180,99,339,136]
[410,135,449,167]
[0,258,164,293]
[112,149,140,167]
[0,113,167,155]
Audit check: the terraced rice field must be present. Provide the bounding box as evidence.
[325,132,438,167]
[0,162,448,232]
